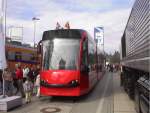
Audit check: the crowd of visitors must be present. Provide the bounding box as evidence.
[106,63,120,72]
[0,64,40,103]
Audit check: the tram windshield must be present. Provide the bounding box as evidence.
[42,38,80,70]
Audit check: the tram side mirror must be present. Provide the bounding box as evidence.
[80,65,89,73]
[37,40,42,54]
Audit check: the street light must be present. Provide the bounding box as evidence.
[32,17,40,48]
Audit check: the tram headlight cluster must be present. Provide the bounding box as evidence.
[41,79,79,88]
[71,80,78,83]
[70,80,79,87]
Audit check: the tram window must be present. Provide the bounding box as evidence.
[82,39,88,66]
[7,51,15,60]
[88,40,96,71]
[15,52,22,61]
[30,54,36,61]
[22,53,31,61]
[43,39,79,70]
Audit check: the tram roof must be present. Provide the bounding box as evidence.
[42,29,86,40]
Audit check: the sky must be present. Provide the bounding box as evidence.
[6,0,135,53]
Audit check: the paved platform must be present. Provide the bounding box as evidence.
[113,72,137,113]
[0,72,137,113]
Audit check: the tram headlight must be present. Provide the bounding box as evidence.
[71,81,75,84]
[71,80,78,84]
[70,80,79,86]
[75,80,78,83]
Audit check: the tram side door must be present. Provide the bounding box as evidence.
[80,38,89,93]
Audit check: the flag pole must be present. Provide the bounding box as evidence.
[1,0,7,98]
[2,69,5,98]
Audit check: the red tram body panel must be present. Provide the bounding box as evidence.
[40,70,81,96]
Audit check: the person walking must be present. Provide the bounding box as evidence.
[33,65,40,82]
[23,65,29,83]
[12,69,18,95]
[15,64,25,97]
[27,66,35,83]
[23,77,33,103]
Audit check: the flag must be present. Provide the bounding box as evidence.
[0,0,7,69]
[94,27,104,45]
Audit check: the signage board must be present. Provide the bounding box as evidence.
[94,27,104,45]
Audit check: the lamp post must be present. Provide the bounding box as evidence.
[32,17,40,48]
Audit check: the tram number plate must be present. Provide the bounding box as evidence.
[40,107,61,113]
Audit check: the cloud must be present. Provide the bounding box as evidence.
[7,0,134,18]
[52,0,134,13]
[36,8,131,53]
[6,0,134,53]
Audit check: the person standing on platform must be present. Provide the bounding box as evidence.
[15,64,25,97]
[23,77,33,103]
[27,66,35,83]
[3,68,13,96]
[23,65,29,83]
